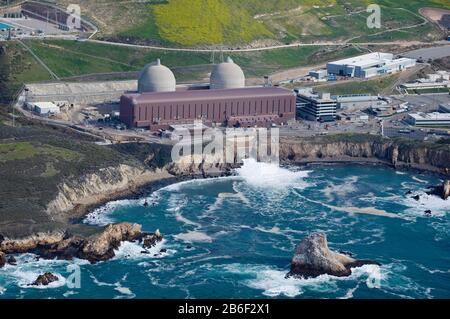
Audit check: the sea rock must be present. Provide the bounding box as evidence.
[0,252,5,268]
[141,229,163,249]
[81,223,142,263]
[7,256,17,266]
[288,233,379,278]
[443,180,450,200]
[32,272,59,286]
[427,180,450,200]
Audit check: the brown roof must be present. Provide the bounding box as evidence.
[123,87,294,104]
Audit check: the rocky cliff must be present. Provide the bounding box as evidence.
[279,135,450,175]
[46,164,172,221]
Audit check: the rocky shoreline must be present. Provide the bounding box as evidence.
[1,134,449,269]
[0,223,163,268]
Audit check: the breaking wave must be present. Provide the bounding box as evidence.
[236,158,311,189]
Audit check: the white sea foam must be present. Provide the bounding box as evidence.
[402,192,450,217]
[113,240,169,260]
[223,263,384,298]
[175,212,201,227]
[63,290,78,297]
[162,176,237,192]
[174,231,213,243]
[84,192,161,226]
[321,176,359,201]
[84,199,137,226]
[235,158,311,189]
[13,270,67,289]
[411,176,428,183]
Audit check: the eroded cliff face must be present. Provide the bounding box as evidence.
[166,153,237,177]
[46,164,171,221]
[45,136,450,224]
[279,137,450,175]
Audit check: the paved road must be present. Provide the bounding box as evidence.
[86,39,446,53]
[402,45,450,60]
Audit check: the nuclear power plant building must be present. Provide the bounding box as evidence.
[120,58,296,130]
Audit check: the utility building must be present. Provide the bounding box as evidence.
[295,88,337,122]
[327,52,416,79]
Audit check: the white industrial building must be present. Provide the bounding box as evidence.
[327,52,416,78]
[407,112,450,126]
[400,71,450,91]
[27,102,60,115]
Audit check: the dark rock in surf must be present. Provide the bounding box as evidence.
[7,256,17,266]
[427,180,450,200]
[0,252,5,268]
[32,272,59,286]
[288,233,379,279]
[141,229,163,249]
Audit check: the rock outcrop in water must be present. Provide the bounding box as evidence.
[288,233,379,278]
[142,229,163,249]
[427,180,450,200]
[0,223,160,264]
[32,272,59,286]
[443,180,450,200]
[0,252,5,268]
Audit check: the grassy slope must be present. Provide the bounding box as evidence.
[0,111,173,237]
[21,40,362,79]
[152,0,272,46]
[65,0,450,46]
[314,74,400,95]
[0,42,52,104]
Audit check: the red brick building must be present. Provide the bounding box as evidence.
[120,87,296,131]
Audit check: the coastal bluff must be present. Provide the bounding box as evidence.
[1,133,449,257]
[280,135,450,175]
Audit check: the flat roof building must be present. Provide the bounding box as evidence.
[333,94,388,110]
[27,101,60,115]
[407,112,450,126]
[121,87,296,130]
[327,52,416,79]
[295,88,337,122]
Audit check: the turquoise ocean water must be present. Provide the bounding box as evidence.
[1,161,449,298]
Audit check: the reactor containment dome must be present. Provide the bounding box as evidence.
[210,57,245,90]
[138,59,176,93]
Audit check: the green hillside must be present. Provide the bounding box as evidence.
[52,0,450,46]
